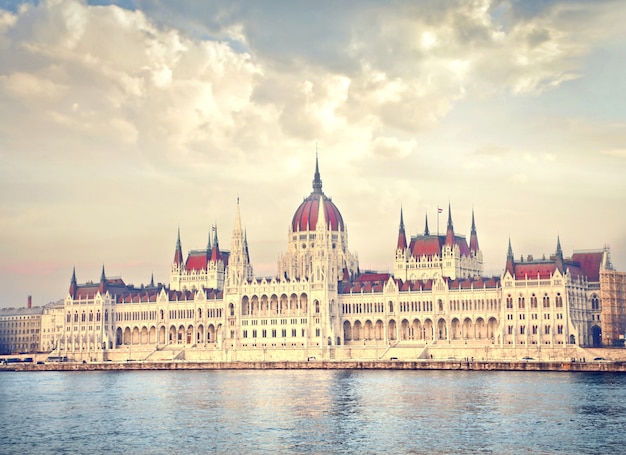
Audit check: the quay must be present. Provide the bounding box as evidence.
[2,359,625,373]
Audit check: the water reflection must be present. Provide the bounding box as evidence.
[2,370,626,454]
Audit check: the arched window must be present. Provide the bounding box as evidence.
[198,308,202,319]
[556,293,563,308]
[160,309,164,320]
[438,299,444,312]
[74,312,79,323]
[518,296,525,309]
[66,313,71,323]
[89,312,93,322]
[315,301,320,313]
[591,294,600,310]
[81,312,86,323]
[105,310,109,322]
[96,311,101,322]
[506,295,513,309]
[531,294,538,308]
[389,301,394,313]
[543,294,550,308]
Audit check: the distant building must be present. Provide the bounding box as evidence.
[0,296,42,354]
[52,157,624,361]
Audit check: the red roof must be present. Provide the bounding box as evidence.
[571,252,604,282]
[185,251,209,271]
[409,235,470,258]
[356,273,391,282]
[514,262,556,280]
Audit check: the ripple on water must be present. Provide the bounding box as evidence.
[1,370,626,454]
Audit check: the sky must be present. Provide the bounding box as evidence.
[1,0,625,308]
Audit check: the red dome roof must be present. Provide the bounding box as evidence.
[292,193,344,232]
[291,156,344,232]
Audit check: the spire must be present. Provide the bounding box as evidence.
[69,267,77,297]
[445,202,455,247]
[98,265,107,294]
[244,229,250,258]
[312,153,323,194]
[206,228,212,251]
[234,197,242,232]
[396,207,407,251]
[555,235,564,272]
[210,225,222,262]
[149,272,155,288]
[424,212,430,236]
[173,227,183,266]
[469,208,480,254]
[505,237,515,276]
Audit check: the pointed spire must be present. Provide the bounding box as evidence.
[149,272,155,288]
[210,225,222,262]
[69,267,77,297]
[469,208,480,254]
[424,212,430,236]
[555,235,564,273]
[173,227,184,265]
[244,228,250,260]
[234,196,242,232]
[98,264,107,294]
[445,202,455,247]
[207,228,212,251]
[397,207,407,251]
[312,152,323,194]
[505,237,515,276]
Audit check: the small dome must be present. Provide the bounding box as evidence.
[291,156,344,232]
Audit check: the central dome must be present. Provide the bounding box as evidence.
[291,158,345,232]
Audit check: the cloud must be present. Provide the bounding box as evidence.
[371,136,416,159]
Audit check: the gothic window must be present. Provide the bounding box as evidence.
[543,294,550,308]
[518,296,525,309]
[506,295,513,309]
[591,294,600,310]
[531,294,538,308]
[555,293,563,308]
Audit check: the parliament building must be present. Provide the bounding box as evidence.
[17,158,624,362]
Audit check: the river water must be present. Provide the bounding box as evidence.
[0,370,625,454]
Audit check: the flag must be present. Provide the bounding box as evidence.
[437,207,443,213]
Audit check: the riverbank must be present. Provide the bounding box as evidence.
[2,358,625,372]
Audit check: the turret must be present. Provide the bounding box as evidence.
[469,209,479,255]
[98,265,107,294]
[69,267,77,298]
[173,227,183,266]
[505,238,515,276]
[445,203,455,247]
[210,226,222,263]
[424,212,430,236]
[555,235,564,273]
[396,207,407,251]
